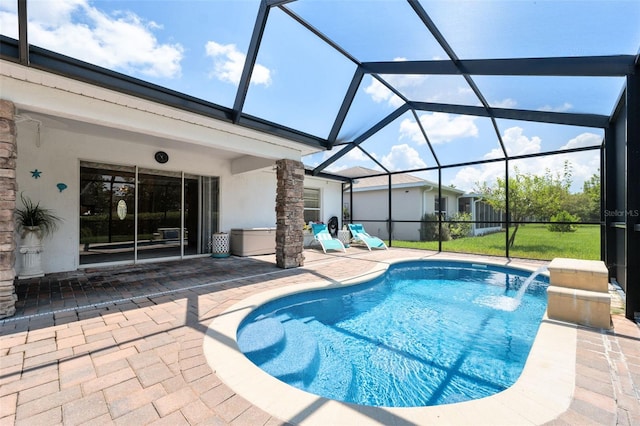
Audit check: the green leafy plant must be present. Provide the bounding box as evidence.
[448,212,472,239]
[419,213,451,241]
[15,193,61,238]
[342,206,350,221]
[548,210,580,233]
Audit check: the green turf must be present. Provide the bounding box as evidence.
[392,224,600,260]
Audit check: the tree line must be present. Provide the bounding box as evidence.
[475,161,600,248]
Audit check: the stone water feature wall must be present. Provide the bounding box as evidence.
[547,258,611,329]
[0,100,17,318]
[275,159,304,269]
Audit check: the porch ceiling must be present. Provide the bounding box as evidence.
[15,110,242,161]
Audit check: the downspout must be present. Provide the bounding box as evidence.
[421,185,434,244]
[349,179,353,226]
[421,185,434,215]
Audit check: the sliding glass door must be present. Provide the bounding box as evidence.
[80,164,136,264]
[79,162,218,265]
[137,169,183,260]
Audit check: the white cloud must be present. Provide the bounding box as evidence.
[364,74,477,107]
[363,58,426,108]
[0,0,19,38]
[14,0,183,78]
[558,132,602,189]
[399,112,479,144]
[364,77,404,107]
[362,56,480,107]
[316,146,377,173]
[483,126,541,159]
[381,144,427,171]
[345,148,373,163]
[493,98,517,108]
[561,132,602,149]
[450,128,601,193]
[451,162,504,192]
[538,102,573,112]
[205,41,271,86]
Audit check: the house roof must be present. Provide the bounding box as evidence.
[341,167,464,194]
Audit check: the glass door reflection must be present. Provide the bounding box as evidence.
[80,164,136,264]
[137,170,183,260]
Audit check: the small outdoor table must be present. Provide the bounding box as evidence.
[337,229,351,248]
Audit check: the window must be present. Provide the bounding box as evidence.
[304,187,321,223]
[435,197,447,216]
[476,200,502,230]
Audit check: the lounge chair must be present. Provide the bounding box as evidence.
[347,224,388,251]
[312,223,346,253]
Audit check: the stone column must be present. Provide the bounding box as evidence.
[275,159,305,268]
[0,100,17,318]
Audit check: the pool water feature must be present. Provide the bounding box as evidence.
[476,265,549,311]
[236,260,549,408]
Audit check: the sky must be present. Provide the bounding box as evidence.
[1,0,639,193]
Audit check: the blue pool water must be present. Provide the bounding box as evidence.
[237,260,549,407]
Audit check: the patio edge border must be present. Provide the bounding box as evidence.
[203,254,577,426]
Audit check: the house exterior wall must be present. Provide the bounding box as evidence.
[391,187,424,241]
[351,189,389,239]
[12,123,343,275]
[349,186,462,241]
[14,123,266,274]
[304,176,344,228]
[12,121,342,275]
[3,63,343,275]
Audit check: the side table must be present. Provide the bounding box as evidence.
[337,229,351,248]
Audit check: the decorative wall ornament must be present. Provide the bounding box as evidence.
[117,200,127,220]
[30,169,42,179]
[154,151,169,164]
[56,183,67,192]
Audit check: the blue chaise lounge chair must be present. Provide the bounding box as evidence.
[312,223,346,253]
[347,224,388,251]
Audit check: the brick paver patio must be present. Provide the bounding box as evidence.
[1,248,638,425]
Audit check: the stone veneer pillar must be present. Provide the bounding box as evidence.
[0,100,17,318]
[275,159,305,268]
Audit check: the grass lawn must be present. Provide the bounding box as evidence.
[392,224,600,261]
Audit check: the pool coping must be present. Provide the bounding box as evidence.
[203,254,576,425]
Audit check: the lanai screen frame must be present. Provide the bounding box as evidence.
[2,0,638,319]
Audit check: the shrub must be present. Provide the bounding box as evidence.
[448,212,472,239]
[419,213,451,241]
[548,210,580,233]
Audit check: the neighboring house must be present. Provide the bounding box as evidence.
[341,167,465,241]
[2,60,343,275]
[342,167,502,240]
[457,194,504,236]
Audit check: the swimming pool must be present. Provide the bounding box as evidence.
[236,260,549,407]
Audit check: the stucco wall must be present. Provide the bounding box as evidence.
[304,176,344,228]
[349,186,462,241]
[14,119,342,274]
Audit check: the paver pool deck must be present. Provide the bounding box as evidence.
[1,248,638,425]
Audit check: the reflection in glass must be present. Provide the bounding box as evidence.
[80,165,136,264]
[137,171,183,260]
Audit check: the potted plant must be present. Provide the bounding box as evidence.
[342,206,350,221]
[15,194,61,279]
